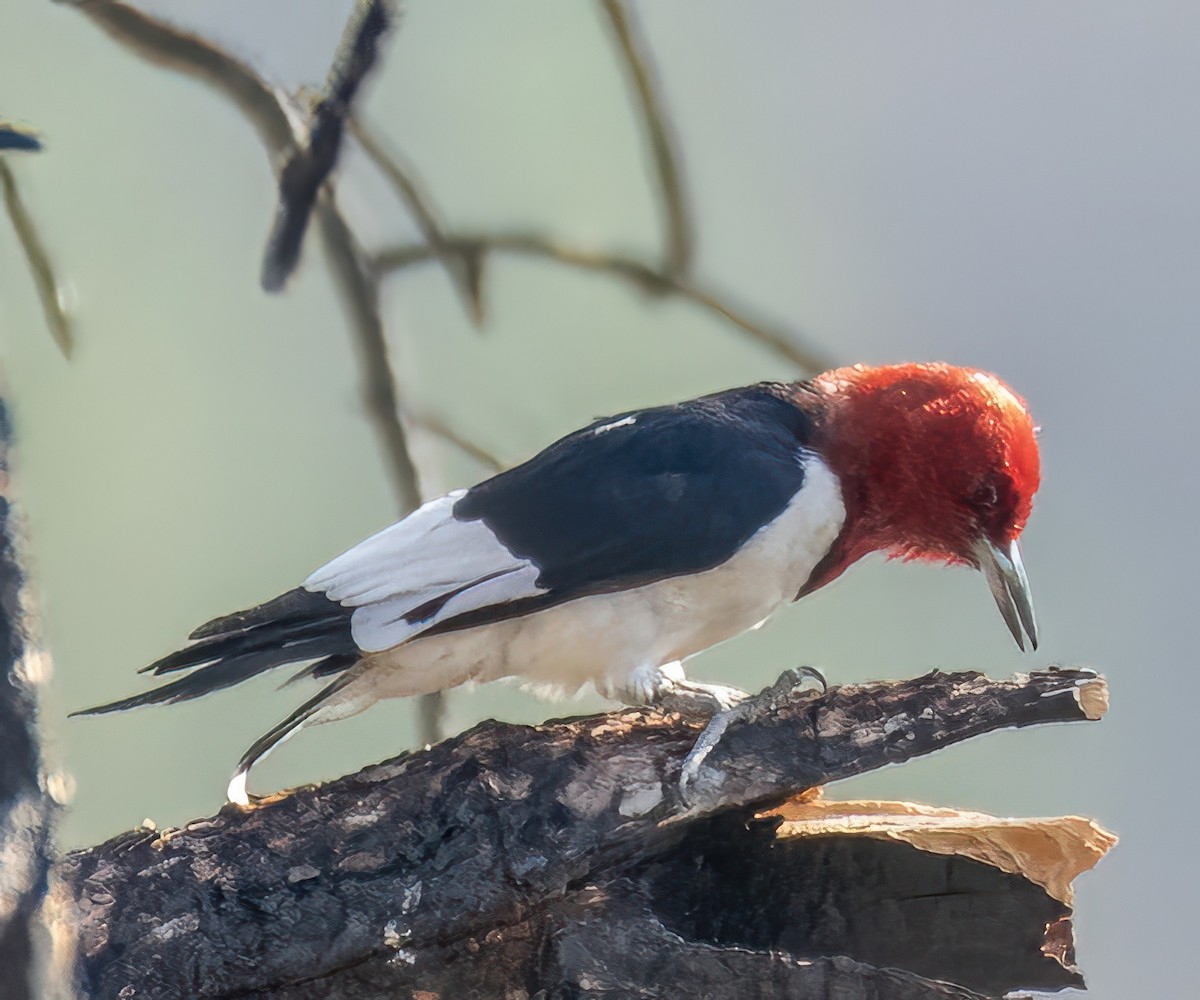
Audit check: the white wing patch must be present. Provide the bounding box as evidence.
[303,491,545,653]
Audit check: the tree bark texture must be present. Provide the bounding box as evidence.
[57,666,1107,999]
[0,400,58,1000]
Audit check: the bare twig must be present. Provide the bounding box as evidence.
[599,0,693,279]
[351,120,486,324]
[376,232,833,373]
[323,0,398,109]
[351,121,443,244]
[0,122,42,152]
[68,0,439,740]
[316,196,421,511]
[261,0,397,290]
[72,0,295,158]
[311,2,442,744]
[0,160,73,356]
[68,0,423,509]
[408,410,506,472]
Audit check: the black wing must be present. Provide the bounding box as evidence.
[434,383,816,634]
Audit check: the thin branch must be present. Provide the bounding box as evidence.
[375,232,834,373]
[322,0,398,109]
[599,0,693,278]
[311,2,442,744]
[316,195,421,511]
[408,410,506,472]
[351,121,443,244]
[71,0,295,158]
[0,160,73,357]
[315,194,440,744]
[0,122,42,152]
[68,0,423,510]
[67,0,438,742]
[351,119,486,324]
[261,0,397,290]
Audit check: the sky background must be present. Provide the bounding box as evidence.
[3,2,1197,997]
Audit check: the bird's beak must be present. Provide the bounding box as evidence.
[975,537,1038,651]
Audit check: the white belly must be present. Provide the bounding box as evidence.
[352,457,845,702]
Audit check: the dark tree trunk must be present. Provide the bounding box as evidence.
[0,401,58,1000]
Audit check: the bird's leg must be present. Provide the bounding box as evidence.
[614,661,750,714]
[678,666,827,801]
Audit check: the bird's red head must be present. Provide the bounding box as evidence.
[806,362,1041,647]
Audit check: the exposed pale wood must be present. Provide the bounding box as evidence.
[770,796,1117,905]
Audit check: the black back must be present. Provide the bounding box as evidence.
[449,384,817,618]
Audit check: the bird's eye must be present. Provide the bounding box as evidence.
[971,480,999,509]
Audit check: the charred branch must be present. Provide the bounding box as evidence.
[58,667,1106,999]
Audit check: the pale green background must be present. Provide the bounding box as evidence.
[2,3,1194,997]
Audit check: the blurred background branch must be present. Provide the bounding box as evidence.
[0,401,63,1000]
[1,135,73,357]
[599,0,693,279]
[70,0,295,154]
[0,122,43,152]
[374,233,831,371]
[405,409,506,473]
[315,195,422,510]
[67,0,444,743]
[351,119,486,325]
[62,0,831,750]
[261,0,396,291]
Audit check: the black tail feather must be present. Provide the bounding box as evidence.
[188,587,346,640]
[308,652,360,679]
[73,589,357,716]
[141,616,351,675]
[278,652,359,690]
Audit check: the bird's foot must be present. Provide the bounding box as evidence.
[678,666,827,803]
[655,677,750,715]
[616,661,750,714]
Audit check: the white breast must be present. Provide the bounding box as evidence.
[350,455,846,702]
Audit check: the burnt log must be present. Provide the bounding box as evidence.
[57,666,1109,999]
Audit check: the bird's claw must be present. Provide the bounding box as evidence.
[628,667,748,715]
[773,665,827,696]
[678,701,750,799]
[678,665,827,805]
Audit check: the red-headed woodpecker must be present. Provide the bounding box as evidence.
[76,362,1041,804]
